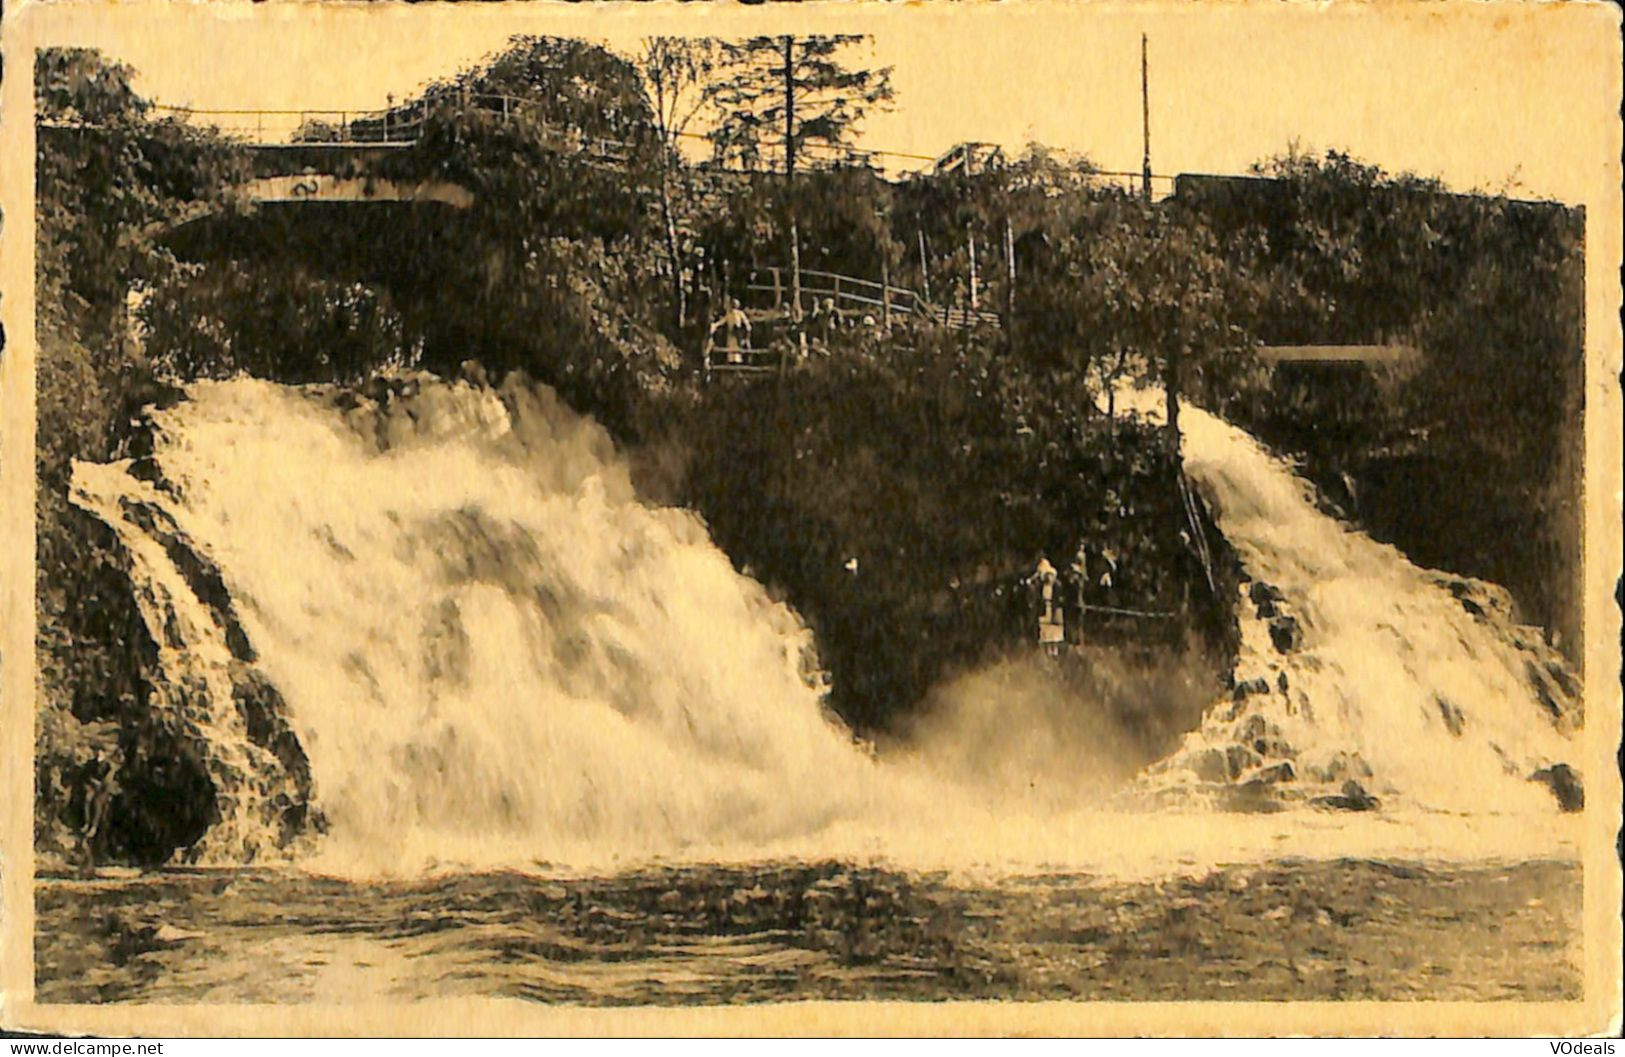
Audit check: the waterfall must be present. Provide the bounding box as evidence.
[1141,401,1581,814]
[72,374,881,869]
[69,375,1581,871]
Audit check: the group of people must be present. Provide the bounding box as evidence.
[705,294,892,370]
[1029,543,1120,655]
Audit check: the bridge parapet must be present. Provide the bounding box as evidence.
[241,173,473,209]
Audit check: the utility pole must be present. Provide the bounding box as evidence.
[1142,31,1177,455]
[918,230,932,303]
[968,226,980,310]
[784,35,803,325]
[1141,32,1153,205]
[1004,215,1016,348]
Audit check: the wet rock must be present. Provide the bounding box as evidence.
[1222,782,1285,813]
[1307,752,1373,784]
[1253,736,1294,759]
[1248,581,1285,619]
[1268,615,1302,653]
[1524,659,1573,722]
[1253,761,1296,784]
[103,912,199,964]
[1184,743,1265,786]
[1311,779,1380,812]
[1544,661,1580,700]
[1434,695,1465,737]
[127,457,166,487]
[1530,764,1584,812]
[1248,581,1283,607]
[1237,714,1269,742]
[1225,745,1262,780]
[1232,676,1271,701]
[118,499,257,663]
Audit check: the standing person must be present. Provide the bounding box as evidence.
[1031,556,1065,657]
[1068,542,1090,646]
[709,298,752,364]
[1096,545,1119,608]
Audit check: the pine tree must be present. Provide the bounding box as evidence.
[707,35,895,176]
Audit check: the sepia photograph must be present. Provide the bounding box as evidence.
[1,0,1620,1036]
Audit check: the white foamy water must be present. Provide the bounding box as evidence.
[70,375,1581,877]
[1124,391,1580,815]
[74,375,898,870]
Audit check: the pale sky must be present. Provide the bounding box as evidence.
[14,1,1622,208]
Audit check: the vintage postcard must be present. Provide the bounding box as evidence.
[1,0,1620,1038]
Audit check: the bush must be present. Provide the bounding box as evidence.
[678,331,1234,732]
[142,262,419,384]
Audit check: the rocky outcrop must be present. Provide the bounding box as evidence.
[1530,764,1584,813]
[60,440,320,866]
[1142,565,1583,814]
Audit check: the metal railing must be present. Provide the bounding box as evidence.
[121,94,640,155]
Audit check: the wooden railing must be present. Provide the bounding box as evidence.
[742,265,1000,331]
[702,342,787,379]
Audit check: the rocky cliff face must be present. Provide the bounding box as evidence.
[51,444,319,867]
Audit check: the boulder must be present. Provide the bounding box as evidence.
[1530,764,1584,812]
[1253,761,1296,784]
[1268,615,1302,653]
[1232,676,1271,701]
[1248,581,1283,607]
[1312,779,1380,812]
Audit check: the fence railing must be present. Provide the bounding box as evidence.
[133,94,640,155]
[702,342,787,379]
[741,265,1000,331]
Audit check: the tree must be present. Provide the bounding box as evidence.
[36,48,247,329]
[707,35,894,175]
[1210,147,1585,654]
[34,47,252,866]
[636,37,724,328]
[893,144,1102,331]
[1016,200,1258,450]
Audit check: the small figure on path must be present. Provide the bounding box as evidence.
[1030,556,1065,656]
[709,298,752,364]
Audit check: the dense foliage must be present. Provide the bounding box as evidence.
[1194,150,1586,651]
[679,332,1236,730]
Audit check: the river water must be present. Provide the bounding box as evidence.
[42,375,1585,1004]
[35,857,1582,1004]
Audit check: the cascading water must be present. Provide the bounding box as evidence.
[1138,398,1582,814]
[72,374,884,869]
[70,375,1582,873]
